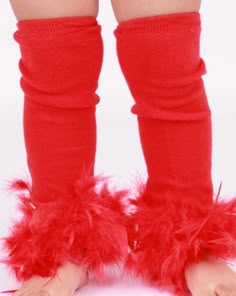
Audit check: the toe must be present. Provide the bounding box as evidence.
[194,289,216,296]
[37,291,50,296]
[28,290,50,296]
[13,288,34,296]
[12,290,22,296]
[228,285,236,296]
[215,284,233,296]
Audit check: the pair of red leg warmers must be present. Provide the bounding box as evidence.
[2,12,236,296]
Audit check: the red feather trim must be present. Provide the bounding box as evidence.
[1,176,128,282]
[125,184,236,295]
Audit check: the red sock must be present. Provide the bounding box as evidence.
[115,12,236,295]
[2,17,127,283]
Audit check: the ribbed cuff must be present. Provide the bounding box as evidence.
[15,16,98,38]
[115,12,200,35]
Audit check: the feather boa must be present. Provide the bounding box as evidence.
[1,176,128,282]
[125,184,236,295]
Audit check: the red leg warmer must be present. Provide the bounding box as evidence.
[115,12,236,295]
[1,17,127,282]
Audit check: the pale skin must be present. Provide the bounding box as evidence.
[8,0,236,296]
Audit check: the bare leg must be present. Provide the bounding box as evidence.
[111,0,201,23]
[10,0,98,21]
[112,1,236,296]
[9,1,98,296]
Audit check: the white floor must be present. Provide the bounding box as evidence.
[1,1,236,295]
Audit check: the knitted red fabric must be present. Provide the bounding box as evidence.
[115,12,236,295]
[1,17,128,283]
[17,16,102,203]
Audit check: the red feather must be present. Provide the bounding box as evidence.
[1,176,128,282]
[125,184,236,295]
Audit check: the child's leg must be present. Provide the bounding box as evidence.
[3,1,127,296]
[111,0,201,22]
[113,1,236,296]
[10,0,99,20]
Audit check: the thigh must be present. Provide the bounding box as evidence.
[111,0,202,23]
[10,0,99,21]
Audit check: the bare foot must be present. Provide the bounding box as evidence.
[185,256,236,296]
[13,261,88,296]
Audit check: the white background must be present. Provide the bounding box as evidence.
[0,0,236,294]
